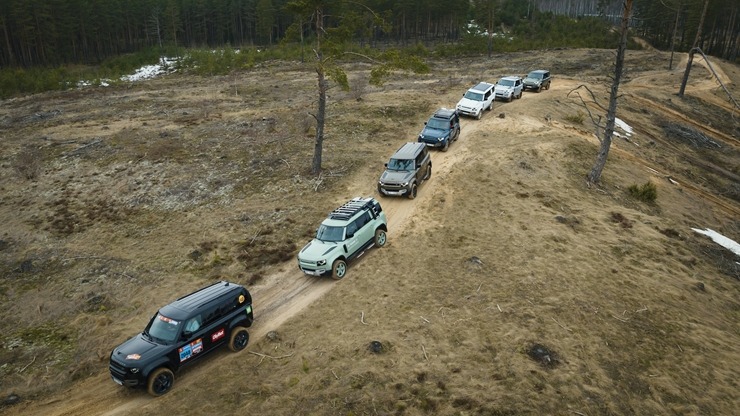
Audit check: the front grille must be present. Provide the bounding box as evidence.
[109,359,127,379]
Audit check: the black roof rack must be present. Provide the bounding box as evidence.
[328,197,372,221]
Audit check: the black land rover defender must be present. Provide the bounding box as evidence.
[109,281,254,396]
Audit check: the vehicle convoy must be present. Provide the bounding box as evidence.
[522,69,551,92]
[378,142,432,198]
[418,108,460,152]
[494,76,523,102]
[456,82,495,119]
[109,281,254,396]
[298,197,388,280]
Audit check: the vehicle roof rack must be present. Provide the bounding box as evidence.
[328,197,372,221]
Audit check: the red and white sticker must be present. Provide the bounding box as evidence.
[211,328,225,342]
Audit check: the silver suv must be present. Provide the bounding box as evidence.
[456,82,495,119]
[494,76,523,102]
[297,197,388,280]
[377,142,432,199]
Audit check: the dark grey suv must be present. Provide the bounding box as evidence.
[377,142,431,199]
[523,70,551,92]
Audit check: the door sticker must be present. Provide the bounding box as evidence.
[179,338,203,362]
[211,328,225,342]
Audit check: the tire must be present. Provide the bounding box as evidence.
[374,228,387,248]
[476,109,482,120]
[442,140,449,152]
[488,101,493,111]
[229,327,249,352]
[517,91,522,99]
[408,183,418,200]
[423,165,431,180]
[545,82,550,90]
[147,367,174,397]
[537,86,542,93]
[331,259,347,280]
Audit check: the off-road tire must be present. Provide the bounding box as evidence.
[476,110,482,120]
[374,228,387,248]
[545,82,550,90]
[229,327,249,352]
[442,140,449,152]
[408,184,418,200]
[332,259,347,280]
[517,91,522,99]
[147,367,174,397]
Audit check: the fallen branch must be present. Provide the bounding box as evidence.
[551,317,573,332]
[249,351,295,365]
[18,356,36,373]
[421,345,428,361]
[420,316,430,324]
[497,304,502,313]
[331,369,339,380]
[612,314,629,323]
[360,311,368,325]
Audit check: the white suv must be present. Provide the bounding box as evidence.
[494,76,523,102]
[297,197,388,280]
[456,82,495,120]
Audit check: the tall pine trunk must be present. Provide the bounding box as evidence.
[587,0,633,184]
[678,0,710,97]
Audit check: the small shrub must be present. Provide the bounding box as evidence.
[13,146,42,180]
[628,181,658,203]
[564,112,585,124]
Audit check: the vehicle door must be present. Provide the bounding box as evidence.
[515,79,523,94]
[177,314,207,367]
[347,212,372,257]
[344,219,360,257]
[201,304,230,352]
[415,150,428,181]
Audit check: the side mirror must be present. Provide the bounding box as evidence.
[384,163,388,168]
[182,330,192,340]
[424,122,427,125]
[346,232,354,239]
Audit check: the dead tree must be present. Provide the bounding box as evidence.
[586,0,633,184]
[678,0,710,98]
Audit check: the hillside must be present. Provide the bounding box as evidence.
[1,48,738,415]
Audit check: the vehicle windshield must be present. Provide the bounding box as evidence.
[464,91,483,101]
[386,158,413,172]
[316,224,345,242]
[146,313,181,343]
[498,79,515,87]
[527,72,542,79]
[426,118,448,130]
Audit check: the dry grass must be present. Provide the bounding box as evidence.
[0,51,738,415]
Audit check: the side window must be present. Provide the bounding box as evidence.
[184,315,202,333]
[346,220,358,236]
[355,212,371,231]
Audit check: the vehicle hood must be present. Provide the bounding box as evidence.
[379,170,415,185]
[299,239,340,261]
[111,333,167,364]
[419,125,448,140]
[457,97,483,110]
[523,77,541,85]
[495,84,515,94]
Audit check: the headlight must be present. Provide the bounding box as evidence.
[419,135,425,140]
[438,137,445,142]
[130,368,139,374]
[317,259,326,266]
[401,182,409,187]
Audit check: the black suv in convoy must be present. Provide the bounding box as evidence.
[109,281,254,396]
[418,108,460,152]
[377,142,432,199]
[523,69,551,92]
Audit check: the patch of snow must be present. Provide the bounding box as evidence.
[691,228,740,256]
[120,57,179,82]
[615,117,633,137]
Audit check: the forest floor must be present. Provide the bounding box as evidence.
[1,48,739,415]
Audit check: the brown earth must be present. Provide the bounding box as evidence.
[1,48,738,415]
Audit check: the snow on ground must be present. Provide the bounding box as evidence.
[120,57,179,82]
[615,117,633,137]
[691,228,740,256]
